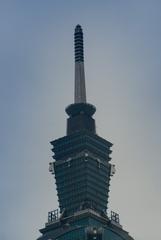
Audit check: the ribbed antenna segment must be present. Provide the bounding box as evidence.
[75,25,84,62]
[74,25,86,103]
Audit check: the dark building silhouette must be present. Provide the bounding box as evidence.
[37,25,134,240]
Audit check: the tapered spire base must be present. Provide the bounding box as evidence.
[66,103,96,135]
[74,62,86,103]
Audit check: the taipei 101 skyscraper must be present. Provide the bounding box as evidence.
[37,25,134,240]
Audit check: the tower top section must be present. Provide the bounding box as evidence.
[74,24,86,103]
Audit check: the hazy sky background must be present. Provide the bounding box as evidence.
[1,1,161,239]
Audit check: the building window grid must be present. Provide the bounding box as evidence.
[57,227,85,240]
[55,159,109,183]
[57,177,108,199]
[54,136,111,160]
[56,173,109,197]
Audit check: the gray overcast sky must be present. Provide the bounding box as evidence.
[1,1,161,239]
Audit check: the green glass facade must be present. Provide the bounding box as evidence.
[51,130,112,216]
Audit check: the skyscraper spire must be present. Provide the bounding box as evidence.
[74,24,86,103]
[66,25,96,135]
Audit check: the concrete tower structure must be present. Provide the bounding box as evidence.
[37,25,134,240]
